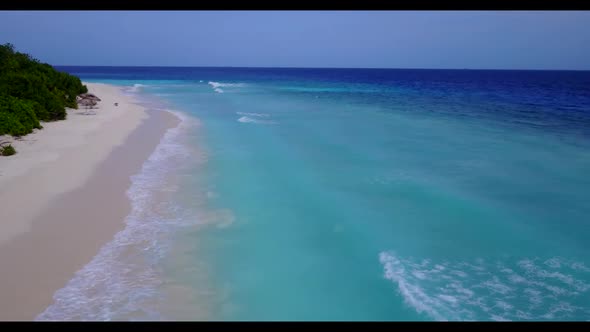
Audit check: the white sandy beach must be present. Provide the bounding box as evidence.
[0,83,150,243]
[0,83,180,320]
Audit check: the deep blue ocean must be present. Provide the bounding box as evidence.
[37,67,590,321]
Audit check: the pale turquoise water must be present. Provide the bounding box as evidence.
[39,68,590,321]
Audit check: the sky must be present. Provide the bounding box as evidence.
[0,11,589,70]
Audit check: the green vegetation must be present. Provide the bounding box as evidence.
[0,43,87,140]
[0,95,42,136]
[0,144,16,156]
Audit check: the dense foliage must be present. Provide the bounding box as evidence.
[0,43,87,137]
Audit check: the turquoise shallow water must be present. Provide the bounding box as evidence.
[38,68,590,321]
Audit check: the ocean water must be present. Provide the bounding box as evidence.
[38,67,590,321]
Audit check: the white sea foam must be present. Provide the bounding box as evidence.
[379,252,449,321]
[490,314,509,321]
[237,116,277,125]
[208,81,245,94]
[571,262,590,272]
[236,112,270,118]
[127,83,146,93]
[438,295,459,305]
[379,251,590,321]
[36,110,197,321]
[480,277,512,295]
[208,81,245,88]
[545,258,562,269]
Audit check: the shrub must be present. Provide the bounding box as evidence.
[1,144,16,156]
[30,101,49,122]
[0,95,41,136]
[0,112,25,136]
[0,43,84,134]
[44,89,67,120]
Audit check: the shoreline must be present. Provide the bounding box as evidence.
[0,83,181,320]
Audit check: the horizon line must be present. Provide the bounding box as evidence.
[53,65,590,72]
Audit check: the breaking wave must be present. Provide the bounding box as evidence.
[237,116,277,125]
[236,112,270,118]
[127,83,146,93]
[379,251,590,321]
[208,81,245,93]
[36,111,196,321]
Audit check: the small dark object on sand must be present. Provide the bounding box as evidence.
[114,102,118,106]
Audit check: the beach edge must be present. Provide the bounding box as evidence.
[0,83,181,320]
